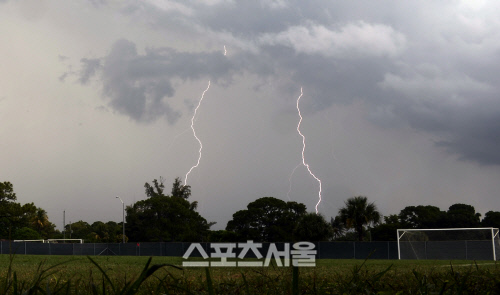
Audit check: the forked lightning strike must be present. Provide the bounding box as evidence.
[296,87,322,214]
[184,81,211,185]
[184,46,226,186]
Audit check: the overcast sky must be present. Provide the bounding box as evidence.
[2,0,500,230]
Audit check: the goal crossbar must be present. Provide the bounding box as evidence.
[397,227,499,260]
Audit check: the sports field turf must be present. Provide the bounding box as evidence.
[0,255,499,294]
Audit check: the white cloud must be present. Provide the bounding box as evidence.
[259,21,406,58]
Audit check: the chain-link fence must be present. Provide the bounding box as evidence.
[398,240,497,260]
[0,241,396,259]
[1,240,497,260]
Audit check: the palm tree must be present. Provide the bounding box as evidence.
[338,196,381,241]
[31,208,49,235]
[330,216,346,240]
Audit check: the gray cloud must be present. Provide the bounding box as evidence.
[77,1,500,165]
[6,0,500,231]
[79,39,234,124]
[79,58,101,85]
[376,60,500,165]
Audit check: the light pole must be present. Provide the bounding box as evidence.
[116,196,125,243]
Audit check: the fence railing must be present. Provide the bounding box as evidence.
[3,240,496,260]
[1,241,400,259]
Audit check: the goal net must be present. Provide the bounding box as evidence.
[397,228,499,260]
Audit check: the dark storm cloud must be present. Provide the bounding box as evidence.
[436,121,500,166]
[377,61,500,166]
[78,39,234,124]
[77,1,500,165]
[399,100,500,166]
[237,2,500,167]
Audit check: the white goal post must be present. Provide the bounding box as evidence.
[46,239,84,244]
[13,239,45,243]
[397,227,499,260]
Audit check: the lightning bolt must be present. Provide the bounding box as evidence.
[296,87,322,214]
[183,46,225,186]
[184,81,211,185]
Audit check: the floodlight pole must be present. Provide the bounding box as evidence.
[116,196,125,243]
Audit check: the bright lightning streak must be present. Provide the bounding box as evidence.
[183,46,225,186]
[184,81,211,185]
[296,87,322,214]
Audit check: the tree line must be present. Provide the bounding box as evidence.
[2,179,500,242]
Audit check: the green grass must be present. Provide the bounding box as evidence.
[1,254,499,294]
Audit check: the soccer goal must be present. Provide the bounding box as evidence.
[46,239,84,244]
[13,239,45,243]
[397,227,499,260]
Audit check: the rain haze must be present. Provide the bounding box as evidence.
[1,0,500,230]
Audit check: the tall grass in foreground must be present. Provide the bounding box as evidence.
[1,255,499,294]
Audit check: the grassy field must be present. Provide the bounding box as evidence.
[1,254,499,294]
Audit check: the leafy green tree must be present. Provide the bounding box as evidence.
[13,227,42,240]
[226,197,307,242]
[208,230,239,243]
[338,196,381,241]
[482,211,500,228]
[18,204,57,239]
[398,205,447,229]
[13,202,37,235]
[371,214,401,241]
[65,220,91,240]
[0,182,57,239]
[171,177,191,199]
[330,216,346,240]
[0,181,16,202]
[0,181,19,238]
[126,177,212,242]
[445,203,481,228]
[294,213,332,241]
[106,221,126,243]
[90,221,111,242]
